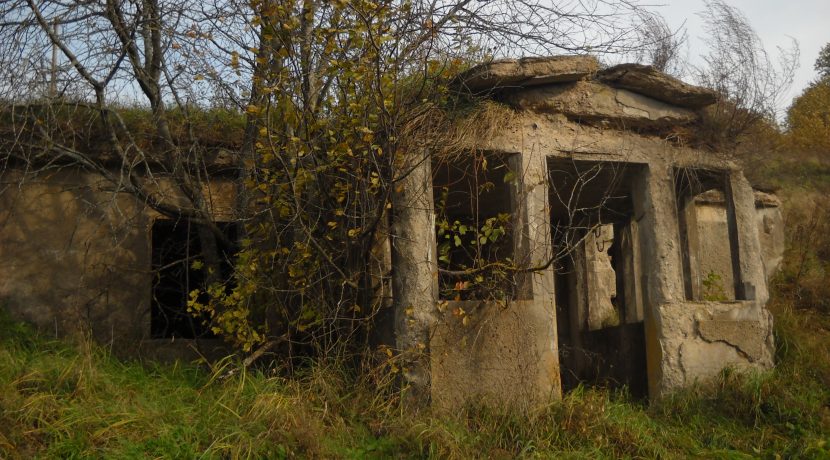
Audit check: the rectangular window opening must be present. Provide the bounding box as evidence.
[673,168,742,301]
[433,152,519,301]
[151,219,238,339]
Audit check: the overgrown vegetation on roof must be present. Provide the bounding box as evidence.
[0,103,246,159]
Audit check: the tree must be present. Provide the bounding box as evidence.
[631,10,687,76]
[787,80,830,155]
[0,0,652,359]
[787,43,830,155]
[815,42,830,80]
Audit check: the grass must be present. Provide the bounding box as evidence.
[1,288,829,459]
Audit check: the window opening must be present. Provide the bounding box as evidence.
[674,168,741,301]
[432,152,519,301]
[151,219,238,339]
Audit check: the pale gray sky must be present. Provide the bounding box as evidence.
[658,0,829,111]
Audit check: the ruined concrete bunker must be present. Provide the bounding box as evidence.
[389,56,784,409]
[0,56,785,408]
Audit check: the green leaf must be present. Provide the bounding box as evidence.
[454,235,462,247]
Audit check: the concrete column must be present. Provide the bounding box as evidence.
[620,219,644,323]
[726,172,769,305]
[631,165,686,307]
[522,149,561,398]
[630,164,686,397]
[508,154,532,299]
[678,194,702,300]
[520,152,557,300]
[391,150,438,404]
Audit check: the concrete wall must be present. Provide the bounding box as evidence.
[0,167,236,356]
[430,300,560,411]
[388,106,779,408]
[0,169,150,344]
[754,192,785,281]
[394,147,561,411]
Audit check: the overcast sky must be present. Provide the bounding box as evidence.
[657,0,829,112]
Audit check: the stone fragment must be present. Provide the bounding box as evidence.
[453,56,599,92]
[753,190,781,208]
[597,63,717,109]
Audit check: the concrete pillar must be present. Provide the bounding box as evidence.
[630,164,686,397]
[521,149,561,399]
[726,172,769,305]
[391,150,438,404]
[497,149,561,401]
[620,219,644,323]
[585,225,618,330]
[677,193,702,300]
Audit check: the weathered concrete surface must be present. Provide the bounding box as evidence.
[658,301,774,389]
[597,63,718,109]
[480,110,731,169]
[698,319,766,361]
[430,300,560,411]
[728,172,771,305]
[689,189,784,289]
[0,169,149,344]
[390,149,438,403]
[504,81,698,128]
[584,225,619,330]
[474,109,774,398]
[453,56,599,92]
[754,191,785,280]
[0,167,237,352]
[692,191,736,300]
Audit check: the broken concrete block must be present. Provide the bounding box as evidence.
[453,56,599,92]
[597,63,718,109]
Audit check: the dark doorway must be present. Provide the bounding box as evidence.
[549,159,648,398]
[151,219,238,339]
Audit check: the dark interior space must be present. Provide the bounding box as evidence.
[151,219,238,339]
[549,159,648,398]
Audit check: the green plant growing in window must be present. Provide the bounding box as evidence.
[702,271,728,301]
[434,157,516,301]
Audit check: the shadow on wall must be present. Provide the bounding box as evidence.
[0,169,151,344]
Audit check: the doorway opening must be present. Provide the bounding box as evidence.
[549,159,648,398]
